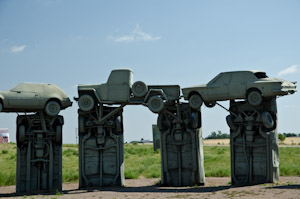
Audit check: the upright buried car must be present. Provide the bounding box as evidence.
[0,83,72,116]
[182,71,297,109]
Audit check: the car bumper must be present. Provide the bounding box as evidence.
[62,98,73,109]
[271,88,297,95]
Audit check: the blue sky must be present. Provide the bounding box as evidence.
[0,0,299,143]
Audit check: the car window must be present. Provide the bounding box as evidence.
[231,72,250,82]
[10,84,42,92]
[107,70,132,85]
[208,73,231,86]
[254,72,268,79]
[10,84,27,92]
[231,72,260,82]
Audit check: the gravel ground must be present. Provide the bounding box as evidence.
[0,177,299,199]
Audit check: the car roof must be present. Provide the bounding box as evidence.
[219,70,265,75]
[111,68,133,73]
[10,82,60,92]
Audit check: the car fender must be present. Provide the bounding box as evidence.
[0,93,8,107]
[191,89,209,101]
[144,89,167,102]
[246,84,262,96]
[78,88,103,103]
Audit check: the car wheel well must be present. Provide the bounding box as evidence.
[188,91,202,99]
[0,98,3,106]
[45,98,61,108]
[246,88,261,97]
[79,91,97,102]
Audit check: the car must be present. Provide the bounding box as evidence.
[182,70,297,109]
[0,83,72,116]
[76,69,180,113]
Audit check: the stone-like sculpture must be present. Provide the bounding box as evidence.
[76,68,192,188]
[0,83,72,193]
[0,83,72,116]
[78,104,125,187]
[157,101,205,186]
[182,70,296,185]
[0,69,294,193]
[16,112,64,193]
[76,68,180,113]
[182,70,296,109]
[227,98,279,185]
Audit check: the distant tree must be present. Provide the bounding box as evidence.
[278,133,286,142]
[283,133,298,137]
[206,131,230,139]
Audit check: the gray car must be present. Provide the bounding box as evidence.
[0,83,72,116]
[182,71,297,109]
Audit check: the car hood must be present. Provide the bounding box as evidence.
[182,84,207,90]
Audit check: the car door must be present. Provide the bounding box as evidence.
[8,91,40,108]
[207,73,231,101]
[228,72,248,99]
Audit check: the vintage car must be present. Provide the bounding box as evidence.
[0,83,72,116]
[182,71,297,109]
[76,69,180,113]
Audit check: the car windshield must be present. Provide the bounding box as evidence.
[10,84,25,92]
[10,83,38,92]
[254,72,268,79]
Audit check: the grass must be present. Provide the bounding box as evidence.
[62,145,79,183]
[0,143,300,186]
[204,146,231,177]
[279,147,300,176]
[0,143,17,186]
[124,144,161,179]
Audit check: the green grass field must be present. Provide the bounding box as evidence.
[0,143,299,186]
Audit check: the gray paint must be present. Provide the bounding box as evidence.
[182,70,297,107]
[0,83,72,114]
[227,98,279,185]
[77,69,180,113]
[78,105,125,188]
[158,102,205,186]
[152,125,160,151]
[16,113,63,193]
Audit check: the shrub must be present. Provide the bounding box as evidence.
[278,133,286,141]
[1,150,8,154]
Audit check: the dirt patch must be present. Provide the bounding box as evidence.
[281,137,300,145]
[0,177,299,199]
[204,139,230,145]
[203,137,300,146]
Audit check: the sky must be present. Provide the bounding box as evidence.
[0,0,299,143]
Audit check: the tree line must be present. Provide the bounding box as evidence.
[206,131,299,140]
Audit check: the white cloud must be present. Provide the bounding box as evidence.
[108,24,161,43]
[278,65,298,76]
[10,45,26,53]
